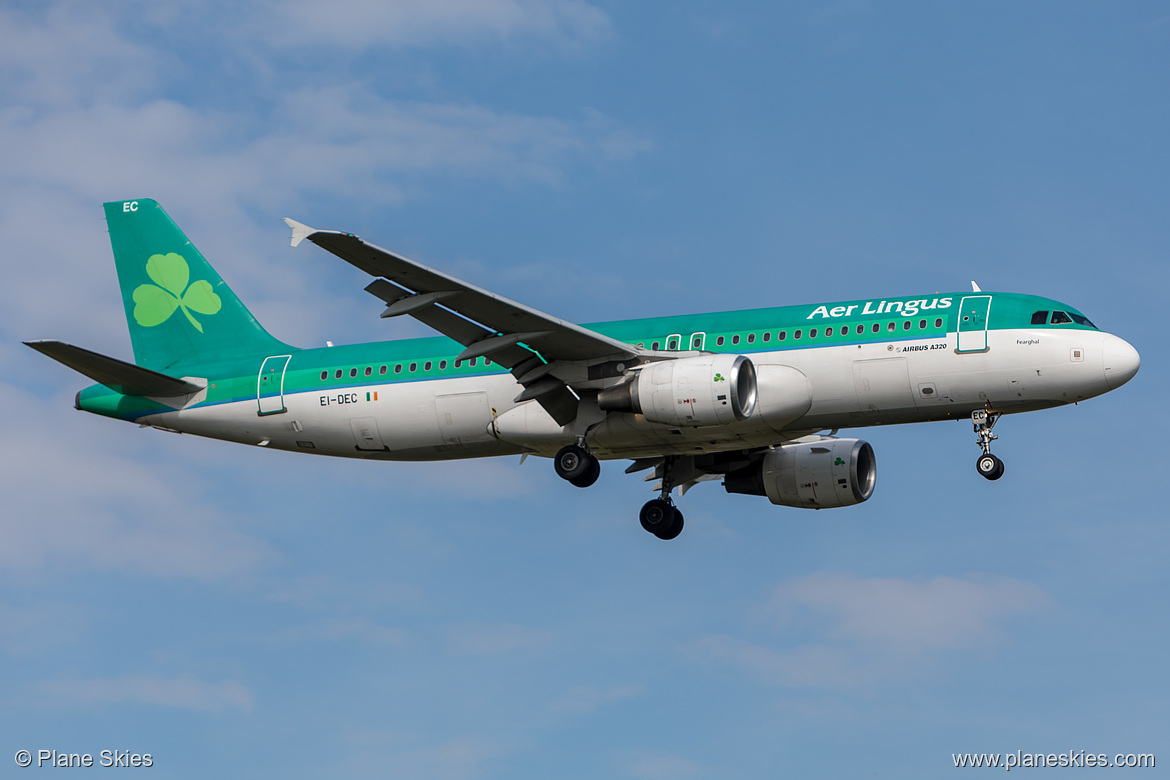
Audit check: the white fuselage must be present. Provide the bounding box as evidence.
[138,326,1120,463]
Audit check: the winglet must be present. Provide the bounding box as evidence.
[971,280,982,292]
[283,217,317,248]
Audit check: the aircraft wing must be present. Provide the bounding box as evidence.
[285,219,642,425]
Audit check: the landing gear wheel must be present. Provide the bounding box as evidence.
[658,509,684,541]
[554,444,593,482]
[976,453,1005,481]
[640,499,683,540]
[640,498,675,536]
[569,456,601,488]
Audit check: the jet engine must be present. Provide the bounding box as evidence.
[598,354,756,426]
[723,437,876,508]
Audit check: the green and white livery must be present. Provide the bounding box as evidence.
[28,199,1141,540]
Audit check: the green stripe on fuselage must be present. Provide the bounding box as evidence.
[77,291,1100,419]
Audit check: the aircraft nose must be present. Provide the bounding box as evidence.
[1102,335,1140,390]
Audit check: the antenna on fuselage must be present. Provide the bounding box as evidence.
[971,281,982,292]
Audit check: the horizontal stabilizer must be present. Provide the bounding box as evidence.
[24,340,205,397]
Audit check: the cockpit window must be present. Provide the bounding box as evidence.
[1031,311,1049,325]
[1050,311,1073,325]
[1069,312,1097,329]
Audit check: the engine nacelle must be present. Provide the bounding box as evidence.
[599,354,757,427]
[724,437,876,508]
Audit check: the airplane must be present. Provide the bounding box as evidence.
[27,199,1140,540]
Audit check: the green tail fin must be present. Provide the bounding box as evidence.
[105,199,293,370]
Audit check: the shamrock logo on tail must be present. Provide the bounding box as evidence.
[132,253,221,332]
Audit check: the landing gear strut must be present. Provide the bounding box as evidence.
[972,407,1005,481]
[639,456,684,540]
[554,443,600,488]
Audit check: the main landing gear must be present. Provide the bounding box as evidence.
[639,455,684,541]
[552,446,684,540]
[554,443,600,488]
[972,407,1005,481]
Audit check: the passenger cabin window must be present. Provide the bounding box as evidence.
[1031,311,1049,325]
[424,361,432,371]
[794,329,802,340]
[320,371,328,380]
[692,336,702,348]
[1051,311,1073,325]
[379,365,387,375]
[778,331,786,341]
[887,322,896,332]
[903,320,911,330]
[716,336,725,346]
[349,368,358,378]
[335,369,343,379]
[439,360,447,369]
[395,364,402,374]
[651,341,660,350]
[470,358,478,366]
[762,332,770,342]
[919,319,926,329]
[825,327,832,337]
[365,366,372,376]
[667,337,679,350]
[732,335,740,345]
[872,323,880,333]
[747,333,755,343]
[934,318,943,328]
[809,328,818,338]
[409,362,417,372]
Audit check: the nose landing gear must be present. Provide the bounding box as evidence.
[972,407,1005,480]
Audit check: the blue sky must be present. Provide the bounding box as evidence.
[1,1,1166,777]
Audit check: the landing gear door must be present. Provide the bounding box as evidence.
[956,296,992,353]
[257,355,292,415]
[351,417,387,451]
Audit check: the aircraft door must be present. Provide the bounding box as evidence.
[688,332,706,351]
[257,355,292,415]
[957,296,992,353]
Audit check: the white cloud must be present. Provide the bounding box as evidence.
[692,636,866,688]
[620,750,706,780]
[39,673,254,712]
[693,573,1049,688]
[0,380,275,581]
[765,572,1050,653]
[446,622,554,656]
[260,0,611,50]
[271,618,409,647]
[0,11,648,346]
[548,683,644,714]
[0,4,155,110]
[382,738,510,780]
